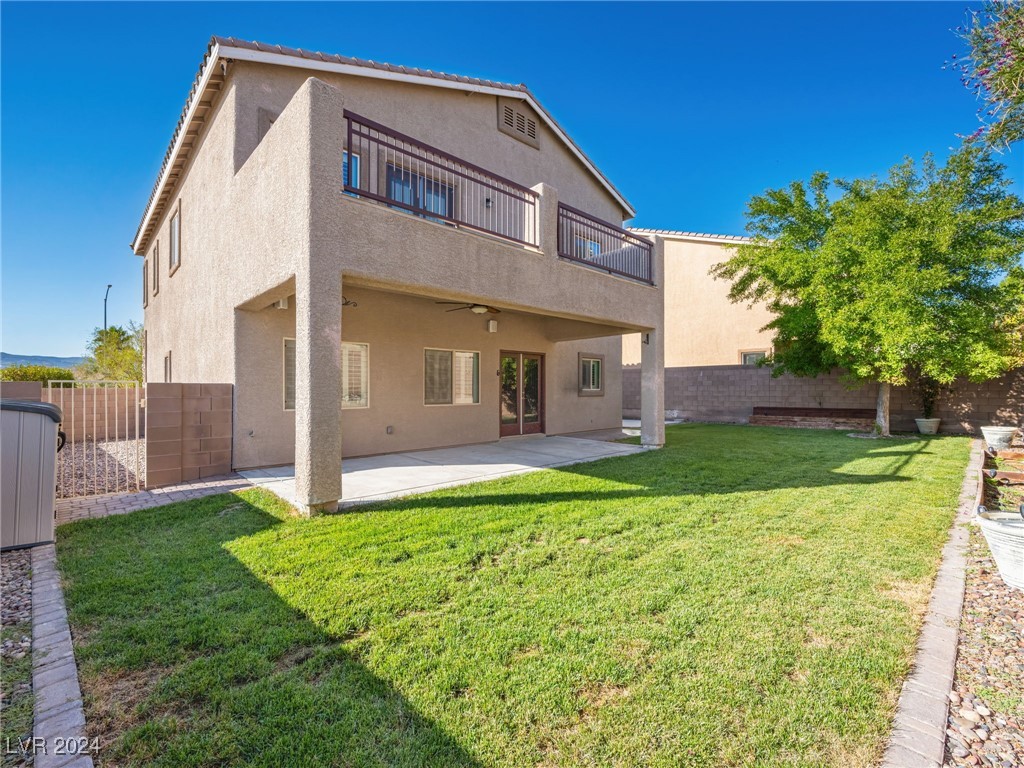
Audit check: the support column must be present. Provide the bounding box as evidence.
[294,265,343,515]
[640,327,665,447]
[641,235,665,448]
[531,182,558,258]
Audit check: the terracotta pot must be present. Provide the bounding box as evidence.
[915,418,940,435]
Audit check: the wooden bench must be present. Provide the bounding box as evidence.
[749,406,875,432]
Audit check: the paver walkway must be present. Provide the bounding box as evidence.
[55,474,252,525]
[240,435,650,508]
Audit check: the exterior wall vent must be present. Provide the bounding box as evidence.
[498,97,540,149]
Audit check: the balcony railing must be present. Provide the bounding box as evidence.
[557,204,654,285]
[343,111,539,247]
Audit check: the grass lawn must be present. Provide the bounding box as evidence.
[56,424,970,767]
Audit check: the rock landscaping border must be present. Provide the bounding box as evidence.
[881,439,985,768]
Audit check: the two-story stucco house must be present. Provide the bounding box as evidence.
[133,37,665,515]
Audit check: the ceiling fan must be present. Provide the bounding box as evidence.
[435,301,501,314]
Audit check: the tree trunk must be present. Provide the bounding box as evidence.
[875,381,891,436]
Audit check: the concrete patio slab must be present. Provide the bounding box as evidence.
[239,435,651,509]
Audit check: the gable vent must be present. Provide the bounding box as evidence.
[498,97,539,149]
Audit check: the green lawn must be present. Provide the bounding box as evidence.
[56,424,970,767]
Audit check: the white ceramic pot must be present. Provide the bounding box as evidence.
[981,426,1019,451]
[977,508,1024,591]
[915,418,941,435]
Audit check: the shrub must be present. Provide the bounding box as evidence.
[0,365,76,384]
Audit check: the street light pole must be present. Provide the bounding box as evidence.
[103,284,112,331]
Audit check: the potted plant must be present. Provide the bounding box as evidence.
[910,370,944,435]
[980,425,1020,451]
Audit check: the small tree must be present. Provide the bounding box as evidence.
[713,146,1024,435]
[0,364,76,385]
[79,322,144,382]
[949,1,1024,148]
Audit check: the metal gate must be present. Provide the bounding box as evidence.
[46,381,143,498]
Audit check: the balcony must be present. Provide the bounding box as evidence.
[556,204,653,285]
[343,111,538,247]
[341,111,653,286]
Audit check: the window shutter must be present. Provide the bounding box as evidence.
[283,339,296,410]
[453,352,479,405]
[425,349,453,405]
[341,342,368,408]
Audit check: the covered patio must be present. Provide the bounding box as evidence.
[238,434,649,509]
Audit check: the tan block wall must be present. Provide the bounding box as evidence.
[623,366,1024,434]
[145,383,233,488]
[0,382,42,401]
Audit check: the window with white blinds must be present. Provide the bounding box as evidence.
[425,349,479,405]
[283,338,296,410]
[284,340,368,410]
[341,342,369,408]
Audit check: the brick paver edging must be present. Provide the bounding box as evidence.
[56,473,252,526]
[31,544,94,768]
[880,438,985,768]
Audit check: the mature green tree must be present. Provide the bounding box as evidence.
[713,147,1024,435]
[950,1,1024,148]
[79,322,144,382]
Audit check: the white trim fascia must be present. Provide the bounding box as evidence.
[132,42,223,255]
[629,230,752,246]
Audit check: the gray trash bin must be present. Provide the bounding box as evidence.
[1,400,64,550]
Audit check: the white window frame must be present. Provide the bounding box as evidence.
[740,350,767,366]
[168,203,181,275]
[424,348,480,406]
[341,341,370,410]
[152,242,160,296]
[342,150,361,189]
[579,353,604,396]
[142,259,149,308]
[283,337,296,411]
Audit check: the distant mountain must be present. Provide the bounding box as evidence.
[1,352,87,369]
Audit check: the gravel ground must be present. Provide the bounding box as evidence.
[943,527,1024,768]
[1,549,33,767]
[57,438,145,498]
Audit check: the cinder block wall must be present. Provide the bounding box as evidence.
[623,366,1024,434]
[145,383,233,487]
[0,382,42,401]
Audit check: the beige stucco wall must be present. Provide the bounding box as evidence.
[234,286,622,467]
[622,237,773,367]
[139,66,662,473]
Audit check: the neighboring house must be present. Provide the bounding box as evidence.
[133,37,665,514]
[621,230,773,368]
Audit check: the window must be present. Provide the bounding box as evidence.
[579,354,604,396]
[283,340,369,411]
[283,338,296,411]
[152,242,159,296]
[342,150,361,189]
[142,259,149,308]
[387,164,454,221]
[574,235,601,260]
[425,349,479,405]
[163,351,172,383]
[341,342,369,409]
[741,351,767,366]
[169,206,181,273]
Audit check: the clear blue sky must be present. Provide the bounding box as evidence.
[2,1,1019,356]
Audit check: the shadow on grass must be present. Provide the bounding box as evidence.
[356,426,933,515]
[56,493,481,768]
